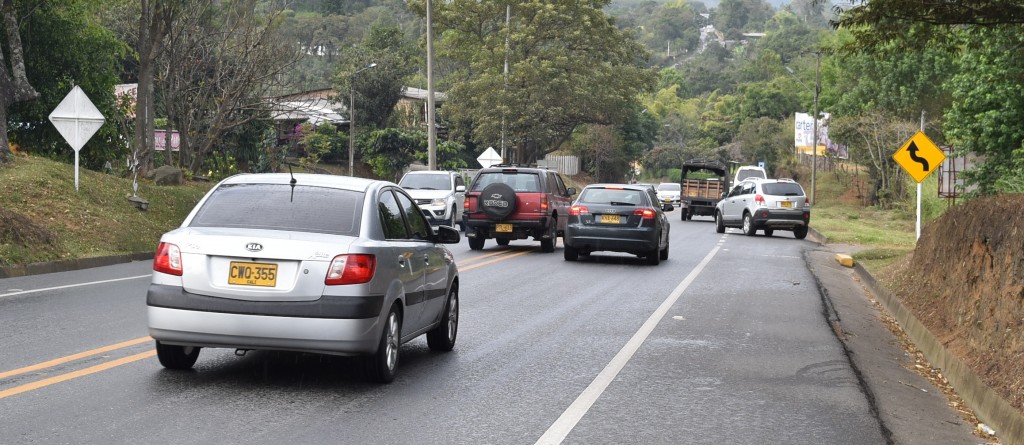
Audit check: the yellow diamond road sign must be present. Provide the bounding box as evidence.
[893,131,946,183]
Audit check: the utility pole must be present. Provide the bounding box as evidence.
[811,54,820,206]
[426,0,437,170]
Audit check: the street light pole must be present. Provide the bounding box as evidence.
[349,62,377,177]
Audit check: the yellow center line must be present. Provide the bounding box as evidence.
[0,336,152,380]
[0,350,156,400]
[460,249,534,271]
[457,248,521,265]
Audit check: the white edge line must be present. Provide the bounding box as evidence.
[535,244,722,445]
[0,275,151,298]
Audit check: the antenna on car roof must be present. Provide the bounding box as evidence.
[288,164,297,202]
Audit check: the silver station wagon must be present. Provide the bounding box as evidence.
[146,173,461,383]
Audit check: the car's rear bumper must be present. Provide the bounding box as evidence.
[147,284,385,319]
[148,306,381,355]
[464,214,552,239]
[564,224,660,253]
[751,208,811,229]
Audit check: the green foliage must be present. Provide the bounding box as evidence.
[422,0,658,162]
[333,23,421,130]
[298,123,345,168]
[7,0,130,170]
[364,128,426,181]
[943,26,1024,196]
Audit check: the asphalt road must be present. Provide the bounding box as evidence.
[0,214,888,444]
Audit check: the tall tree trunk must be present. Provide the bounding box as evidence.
[0,0,40,163]
[134,0,169,175]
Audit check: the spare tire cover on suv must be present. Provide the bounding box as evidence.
[479,183,517,219]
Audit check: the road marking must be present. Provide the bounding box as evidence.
[458,248,523,265]
[0,350,155,400]
[0,336,152,380]
[535,244,722,445]
[460,250,534,271]
[0,275,151,299]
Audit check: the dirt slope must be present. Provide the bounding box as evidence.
[883,194,1024,414]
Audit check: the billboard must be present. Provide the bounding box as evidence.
[794,112,848,159]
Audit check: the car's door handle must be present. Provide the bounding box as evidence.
[397,256,408,267]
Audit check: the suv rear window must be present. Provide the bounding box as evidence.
[190,183,363,236]
[470,172,542,192]
[761,182,804,196]
[736,168,766,181]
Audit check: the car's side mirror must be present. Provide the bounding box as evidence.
[456,185,466,193]
[434,225,461,244]
[566,187,577,196]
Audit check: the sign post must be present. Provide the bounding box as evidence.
[893,131,946,240]
[48,86,105,192]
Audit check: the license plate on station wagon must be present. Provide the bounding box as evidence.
[496,223,513,233]
[600,214,621,224]
[228,261,278,287]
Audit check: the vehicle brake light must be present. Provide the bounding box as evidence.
[541,195,548,211]
[464,198,470,210]
[633,208,656,220]
[154,242,183,276]
[804,197,810,208]
[325,254,376,285]
[755,194,766,205]
[570,205,589,216]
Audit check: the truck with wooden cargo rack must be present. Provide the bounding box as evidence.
[678,159,729,221]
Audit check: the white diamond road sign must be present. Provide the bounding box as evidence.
[48,86,105,191]
[477,146,502,168]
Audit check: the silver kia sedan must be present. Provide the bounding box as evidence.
[146,173,461,383]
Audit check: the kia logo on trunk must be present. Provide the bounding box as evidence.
[246,243,263,252]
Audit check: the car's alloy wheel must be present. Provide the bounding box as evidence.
[155,341,200,370]
[742,213,756,236]
[366,307,401,383]
[715,212,725,233]
[427,286,458,351]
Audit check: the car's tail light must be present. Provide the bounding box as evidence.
[754,194,766,205]
[540,195,549,211]
[633,208,656,220]
[570,205,589,216]
[153,242,183,276]
[804,197,810,208]
[325,254,376,285]
[464,198,470,210]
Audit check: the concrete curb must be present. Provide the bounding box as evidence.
[0,252,153,279]
[855,263,1024,445]
[809,226,1021,444]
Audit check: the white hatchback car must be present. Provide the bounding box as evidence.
[146,173,461,383]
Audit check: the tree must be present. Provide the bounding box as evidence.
[0,0,39,163]
[420,0,657,163]
[335,24,421,130]
[833,0,1024,50]
[160,0,300,174]
[4,0,128,168]
[829,113,917,207]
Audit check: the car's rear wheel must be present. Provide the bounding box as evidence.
[660,241,669,260]
[764,229,774,237]
[794,226,809,240]
[496,238,510,246]
[646,248,661,265]
[564,244,579,261]
[540,219,556,253]
[365,306,401,383]
[715,212,725,233]
[468,235,485,250]
[427,286,458,352]
[155,341,200,370]
[686,210,693,221]
[742,213,756,236]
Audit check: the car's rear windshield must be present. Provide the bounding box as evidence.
[761,182,804,196]
[579,188,647,206]
[657,183,680,191]
[400,174,450,190]
[189,183,363,236]
[471,172,541,192]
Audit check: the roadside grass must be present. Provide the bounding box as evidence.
[808,163,948,272]
[0,154,213,266]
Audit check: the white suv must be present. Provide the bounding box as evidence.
[656,182,681,206]
[398,170,466,230]
[715,178,810,239]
